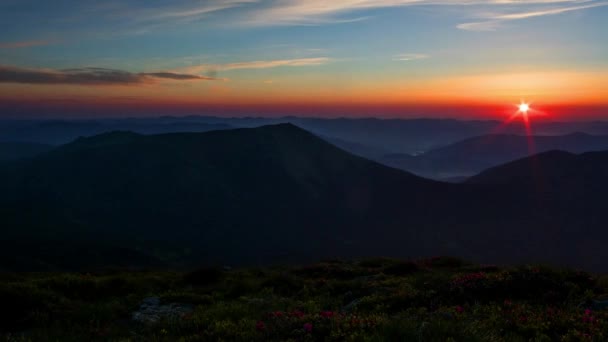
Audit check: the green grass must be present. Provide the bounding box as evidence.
[1,257,607,341]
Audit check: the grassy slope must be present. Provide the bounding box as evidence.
[1,257,607,341]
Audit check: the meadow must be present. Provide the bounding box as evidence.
[2,257,607,341]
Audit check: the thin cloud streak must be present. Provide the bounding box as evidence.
[458,1,608,30]
[132,0,257,23]
[179,57,331,74]
[241,0,603,29]
[0,66,220,85]
[0,40,54,49]
[393,53,430,61]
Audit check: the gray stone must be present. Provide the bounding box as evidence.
[132,297,195,324]
[341,298,362,313]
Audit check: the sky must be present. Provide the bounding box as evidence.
[0,0,607,119]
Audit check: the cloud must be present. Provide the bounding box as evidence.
[458,1,608,31]
[139,0,257,22]
[241,0,604,28]
[179,57,331,74]
[0,40,53,49]
[99,0,258,34]
[393,53,430,61]
[0,66,219,85]
[220,57,331,70]
[142,72,217,80]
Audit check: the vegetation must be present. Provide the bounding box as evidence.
[1,257,608,341]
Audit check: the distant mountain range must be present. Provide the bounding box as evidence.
[376,132,608,180]
[2,124,608,271]
[5,117,608,155]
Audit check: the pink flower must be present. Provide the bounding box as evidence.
[290,310,305,318]
[455,306,464,314]
[303,322,313,333]
[583,315,595,323]
[272,311,284,318]
[255,321,265,332]
[583,309,595,323]
[321,311,335,318]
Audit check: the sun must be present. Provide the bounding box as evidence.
[518,102,530,114]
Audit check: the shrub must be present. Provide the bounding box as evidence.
[183,267,223,286]
[383,261,420,276]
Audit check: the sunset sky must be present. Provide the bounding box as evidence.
[1,0,607,118]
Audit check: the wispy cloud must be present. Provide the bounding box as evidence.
[138,0,257,22]
[393,53,430,61]
[459,1,608,31]
[99,0,258,34]
[179,57,331,74]
[241,0,604,29]
[0,40,54,49]
[0,66,219,85]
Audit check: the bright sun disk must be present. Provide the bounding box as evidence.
[519,102,530,113]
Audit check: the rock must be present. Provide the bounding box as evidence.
[341,298,362,313]
[141,297,161,307]
[132,297,195,324]
[591,300,608,310]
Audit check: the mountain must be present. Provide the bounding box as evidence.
[379,132,608,180]
[2,124,608,271]
[464,150,608,270]
[5,117,608,156]
[467,150,608,195]
[0,124,467,269]
[321,135,391,159]
[0,142,53,161]
[0,119,233,145]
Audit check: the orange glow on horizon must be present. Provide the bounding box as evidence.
[0,69,607,119]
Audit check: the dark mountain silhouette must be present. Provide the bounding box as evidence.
[467,150,608,197]
[0,124,465,269]
[173,117,608,154]
[5,117,608,156]
[0,119,233,145]
[321,135,391,159]
[464,150,608,270]
[378,133,608,180]
[2,124,608,271]
[0,142,53,161]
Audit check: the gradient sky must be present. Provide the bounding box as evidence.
[1,0,607,118]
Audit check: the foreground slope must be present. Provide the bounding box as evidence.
[2,258,606,341]
[466,150,608,270]
[0,141,53,162]
[467,150,608,203]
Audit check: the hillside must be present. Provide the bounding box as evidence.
[1,258,607,341]
[467,150,608,203]
[379,133,608,180]
[0,141,53,161]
